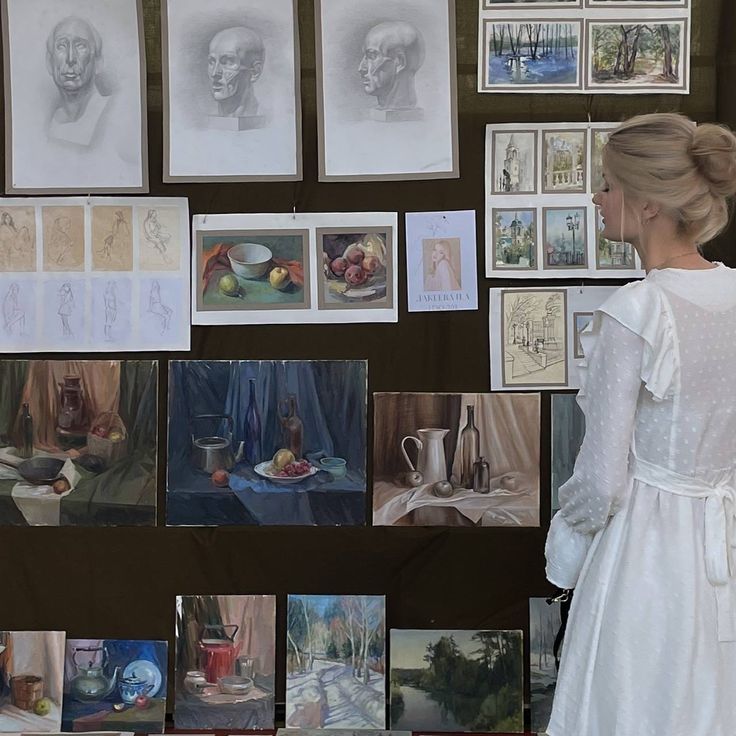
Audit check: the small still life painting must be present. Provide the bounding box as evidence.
[197,230,310,312]
[551,393,585,514]
[175,595,276,730]
[0,360,157,527]
[0,631,65,732]
[372,392,540,527]
[405,210,478,313]
[61,639,167,733]
[529,598,563,734]
[286,595,385,729]
[389,629,524,733]
[318,229,393,310]
[166,360,367,526]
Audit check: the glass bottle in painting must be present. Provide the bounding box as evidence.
[280,394,303,459]
[20,403,33,459]
[244,378,261,465]
[459,404,480,488]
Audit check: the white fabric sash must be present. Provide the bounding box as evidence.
[632,455,736,642]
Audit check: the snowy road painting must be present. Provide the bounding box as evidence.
[286,595,386,729]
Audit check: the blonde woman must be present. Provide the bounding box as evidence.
[545,113,736,735]
[427,239,461,291]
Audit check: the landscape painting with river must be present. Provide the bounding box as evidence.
[390,629,523,733]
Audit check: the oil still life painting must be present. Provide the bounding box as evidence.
[175,595,276,730]
[286,595,386,729]
[166,360,367,526]
[0,360,157,526]
[389,629,524,732]
[372,392,540,527]
[0,630,65,732]
[61,639,167,733]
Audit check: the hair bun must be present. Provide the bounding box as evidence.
[690,123,736,197]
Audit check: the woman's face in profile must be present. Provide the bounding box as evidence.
[593,169,631,243]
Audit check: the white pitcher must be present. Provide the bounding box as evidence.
[401,428,450,485]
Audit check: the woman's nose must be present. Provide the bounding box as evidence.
[592,192,600,206]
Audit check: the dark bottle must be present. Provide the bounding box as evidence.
[281,394,303,459]
[244,378,262,465]
[473,456,491,494]
[459,405,480,488]
[20,403,33,459]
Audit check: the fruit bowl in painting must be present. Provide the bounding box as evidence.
[254,461,319,484]
[228,243,272,279]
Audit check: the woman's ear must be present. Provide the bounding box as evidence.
[641,200,661,222]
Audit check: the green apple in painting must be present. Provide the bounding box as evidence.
[269,266,290,290]
[34,698,52,716]
[218,273,240,296]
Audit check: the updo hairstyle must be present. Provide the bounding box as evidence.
[603,113,736,244]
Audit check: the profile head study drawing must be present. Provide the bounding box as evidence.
[207,26,265,118]
[359,20,425,113]
[46,16,109,146]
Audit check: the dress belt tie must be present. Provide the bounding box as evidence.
[632,455,736,642]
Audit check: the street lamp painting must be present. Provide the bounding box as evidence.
[566,211,581,265]
[543,207,587,270]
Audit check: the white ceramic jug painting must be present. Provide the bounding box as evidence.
[400,428,450,484]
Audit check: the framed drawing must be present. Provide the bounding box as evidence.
[491,208,537,272]
[529,598,562,733]
[162,0,302,182]
[490,130,538,195]
[542,130,587,194]
[485,0,581,6]
[542,207,588,269]
[2,0,148,194]
[595,208,636,269]
[315,0,459,181]
[192,212,399,325]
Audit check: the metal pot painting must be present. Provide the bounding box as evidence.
[62,639,167,733]
[175,595,276,730]
[0,631,65,732]
[372,392,540,527]
[0,360,158,527]
[167,360,367,526]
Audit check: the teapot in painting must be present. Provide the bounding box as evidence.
[70,645,120,702]
[198,624,241,684]
[400,428,450,485]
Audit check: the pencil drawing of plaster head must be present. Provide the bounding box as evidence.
[208,26,265,117]
[46,16,109,147]
[358,21,425,111]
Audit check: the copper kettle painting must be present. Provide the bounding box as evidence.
[198,624,241,685]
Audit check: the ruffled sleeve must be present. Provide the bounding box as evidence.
[577,280,679,410]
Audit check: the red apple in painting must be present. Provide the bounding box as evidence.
[330,257,348,276]
[345,265,368,286]
[211,469,230,488]
[345,248,365,265]
[92,426,108,438]
[52,478,71,495]
[362,255,382,274]
[134,694,150,710]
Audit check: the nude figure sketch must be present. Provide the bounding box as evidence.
[142,209,172,264]
[98,210,130,264]
[103,280,117,341]
[0,212,33,271]
[358,21,425,120]
[148,280,172,334]
[3,284,26,336]
[207,26,265,129]
[58,282,74,337]
[46,16,112,147]
[49,215,76,266]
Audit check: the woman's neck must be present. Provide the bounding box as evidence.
[634,227,712,273]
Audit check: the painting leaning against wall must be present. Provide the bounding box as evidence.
[529,598,563,734]
[389,629,524,733]
[286,595,386,729]
[0,360,157,527]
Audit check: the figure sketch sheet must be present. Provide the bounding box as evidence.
[485,122,645,279]
[0,197,191,352]
[477,1,690,94]
[316,0,459,181]
[489,285,619,391]
[192,212,399,325]
[2,0,148,193]
[162,0,302,182]
[405,210,478,312]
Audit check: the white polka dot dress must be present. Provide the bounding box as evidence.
[544,263,736,736]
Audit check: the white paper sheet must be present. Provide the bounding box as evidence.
[0,197,190,352]
[485,122,645,279]
[477,2,691,94]
[192,212,398,325]
[3,0,147,192]
[405,210,478,313]
[489,285,620,390]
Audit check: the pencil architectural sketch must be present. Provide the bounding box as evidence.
[3,0,147,192]
[93,206,133,271]
[0,208,36,271]
[42,206,84,271]
[501,289,567,386]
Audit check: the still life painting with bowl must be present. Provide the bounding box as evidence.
[166,360,367,527]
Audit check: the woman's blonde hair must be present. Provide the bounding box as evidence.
[603,112,736,244]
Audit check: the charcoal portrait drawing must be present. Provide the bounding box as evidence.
[3,0,147,192]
